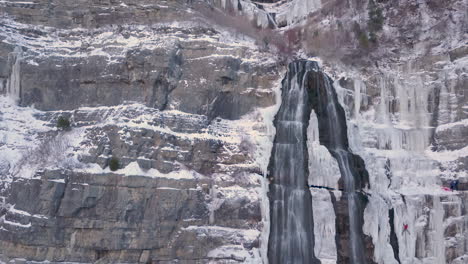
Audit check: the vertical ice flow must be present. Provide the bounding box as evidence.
[6,47,22,103]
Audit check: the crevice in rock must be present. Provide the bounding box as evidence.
[208,91,240,122]
[150,45,183,111]
[385,158,393,188]
[389,208,401,264]
[51,178,68,215]
[95,249,109,262]
[429,86,441,150]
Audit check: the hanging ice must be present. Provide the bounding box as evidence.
[6,47,22,103]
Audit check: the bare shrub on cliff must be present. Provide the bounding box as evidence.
[12,133,78,177]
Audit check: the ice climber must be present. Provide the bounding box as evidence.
[450,179,459,191]
[402,223,410,235]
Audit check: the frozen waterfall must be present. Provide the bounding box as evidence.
[267,60,321,264]
[6,47,22,103]
[268,60,375,263]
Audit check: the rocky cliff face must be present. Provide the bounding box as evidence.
[1,0,467,263]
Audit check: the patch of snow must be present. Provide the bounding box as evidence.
[208,245,261,263]
[426,145,468,162]
[78,161,203,180]
[435,118,468,132]
[183,225,260,244]
[8,205,48,219]
[1,215,31,228]
[0,96,51,182]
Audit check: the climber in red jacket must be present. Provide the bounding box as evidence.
[402,223,410,235]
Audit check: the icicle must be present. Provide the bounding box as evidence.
[208,185,223,224]
[430,196,446,264]
[286,0,322,25]
[6,47,22,103]
[0,79,4,94]
[354,79,363,120]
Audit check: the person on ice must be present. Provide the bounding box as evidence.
[454,179,459,191]
[450,178,460,191]
[402,223,410,235]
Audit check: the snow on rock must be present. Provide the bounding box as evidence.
[0,215,31,229]
[0,17,275,69]
[435,118,468,133]
[77,161,203,180]
[6,205,48,220]
[0,96,52,184]
[183,225,260,244]
[0,90,276,193]
[452,255,468,264]
[207,245,261,263]
[426,146,468,163]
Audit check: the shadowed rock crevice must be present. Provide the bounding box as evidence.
[52,179,68,215]
[150,46,183,111]
[389,208,401,264]
[429,86,441,148]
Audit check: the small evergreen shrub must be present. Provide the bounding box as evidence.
[109,157,120,171]
[57,116,71,130]
[337,20,343,29]
[367,0,385,44]
[358,32,370,48]
[369,32,378,43]
[368,0,385,33]
[352,22,370,49]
